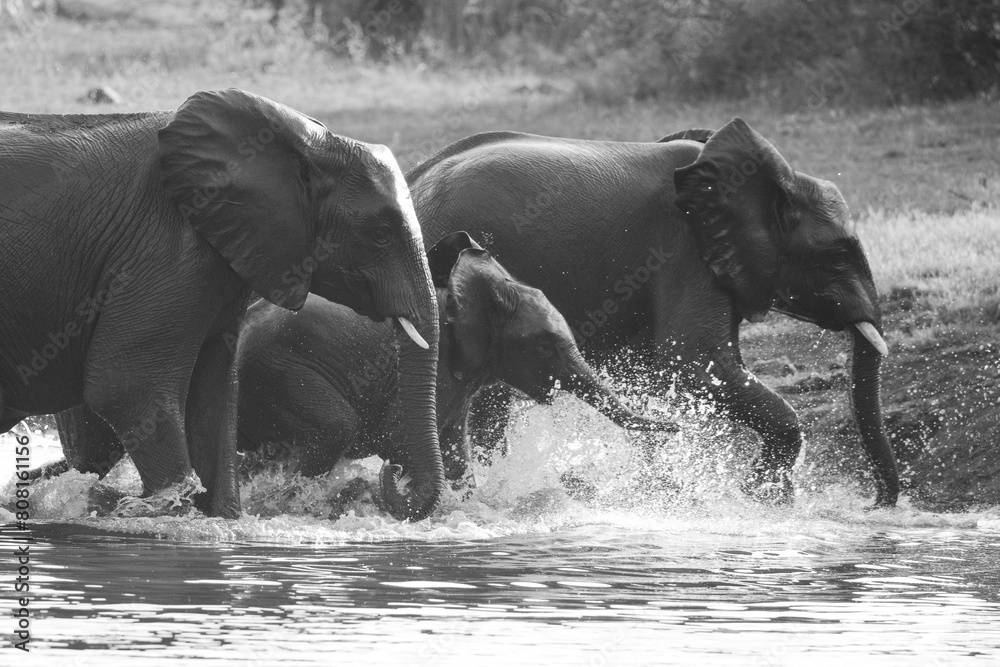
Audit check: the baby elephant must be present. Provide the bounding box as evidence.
[236,232,674,484]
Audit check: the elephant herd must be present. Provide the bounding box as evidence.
[0,89,898,522]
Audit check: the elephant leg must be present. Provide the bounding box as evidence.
[54,405,124,477]
[467,382,512,465]
[184,334,241,518]
[650,274,799,501]
[689,356,802,502]
[82,291,210,506]
[85,378,191,500]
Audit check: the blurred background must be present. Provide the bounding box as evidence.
[1,0,999,505]
[2,0,998,205]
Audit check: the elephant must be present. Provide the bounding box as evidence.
[0,88,442,520]
[405,118,898,507]
[235,231,672,487]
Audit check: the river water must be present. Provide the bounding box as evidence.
[2,397,999,666]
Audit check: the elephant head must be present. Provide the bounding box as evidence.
[427,232,674,433]
[673,117,897,506]
[158,89,442,520]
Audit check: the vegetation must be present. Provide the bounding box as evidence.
[261,0,1000,107]
[1,0,998,506]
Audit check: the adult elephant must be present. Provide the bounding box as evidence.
[0,88,442,520]
[236,231,672,486]
[406,118,898,507]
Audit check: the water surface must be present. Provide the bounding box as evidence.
[2,399,999,665]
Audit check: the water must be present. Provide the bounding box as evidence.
[2,397,999,665]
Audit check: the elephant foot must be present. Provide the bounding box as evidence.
[114,472,206,518]
[739,465,794,505]
[864,490,899,512]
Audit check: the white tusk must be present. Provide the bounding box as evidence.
[397,317,429,349]
[854,321,888,356]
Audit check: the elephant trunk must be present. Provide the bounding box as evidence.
[848,322,899,507]
[562,352,677,433]
[379,282,445,522]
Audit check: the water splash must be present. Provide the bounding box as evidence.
[112,470,205,518]
[2,394,997,544]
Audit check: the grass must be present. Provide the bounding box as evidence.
[863,209,1000,325]
[3,1,999,503]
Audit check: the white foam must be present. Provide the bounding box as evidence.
[978,518,1000,532]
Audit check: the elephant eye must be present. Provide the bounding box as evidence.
[829,249,851,266]
[536,341,555,358]
[371,223,393,248]
[829,241,856,264]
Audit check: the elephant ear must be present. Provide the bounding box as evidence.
[673,117,798,322]
[158,88,331,310]
[444,248,517,375]
[426,231,484,288]
[657,128,714,144]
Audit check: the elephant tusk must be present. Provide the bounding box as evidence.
[397,317,429,349]
[854,321,888,356]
